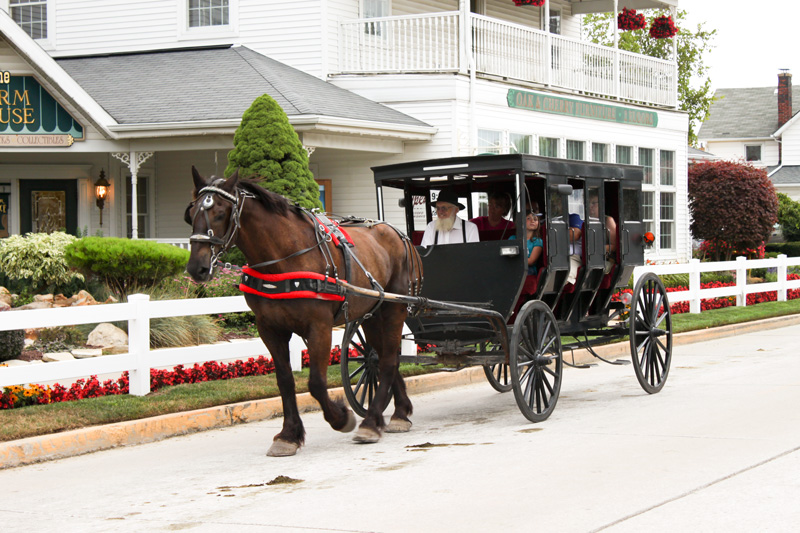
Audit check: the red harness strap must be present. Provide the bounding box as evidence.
[239,266,346,301]
[312,214,354,247]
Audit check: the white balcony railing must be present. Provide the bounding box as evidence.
[339,12,677,108]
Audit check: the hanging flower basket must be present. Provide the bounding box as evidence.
[649,14,678,39]
[617,8,647,31]
[513,0,545,6]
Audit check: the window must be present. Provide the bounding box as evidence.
[477,129,502,154]
[616,145,632,165]
[638,148,654,184]
[660,192,674,249]
[11,0,47,39]
[364,0,390,17]
[745,145,762,162]
[509,133,533,154]
[592,143,608,163]
[660,150,675,186]
[126,177,150,238]
[622,188,640,222]
[539,137,559,158]
[642,191,654,237]
[548,9,561,35]
[566,140,584,160]
[188,0,229,27]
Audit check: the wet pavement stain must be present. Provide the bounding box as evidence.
[516,427,544,434]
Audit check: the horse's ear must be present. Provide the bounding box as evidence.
[223,168,240,191]
[191,165,206,193]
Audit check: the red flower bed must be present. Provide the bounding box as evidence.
[617,8,646,31]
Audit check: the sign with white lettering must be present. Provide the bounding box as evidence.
[1,73,84,145]
[507,89,658,128]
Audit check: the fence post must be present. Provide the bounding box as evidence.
[778,253,788,302]
[736,256,747,307]
[689,258,701,313]
[127,294,151,396]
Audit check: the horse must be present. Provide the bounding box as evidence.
[185,167,424,456]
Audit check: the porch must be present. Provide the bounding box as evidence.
[337,11,677,109]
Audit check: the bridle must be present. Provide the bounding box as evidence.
[188,180,250,276]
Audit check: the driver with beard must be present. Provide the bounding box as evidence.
[420,188,480,247]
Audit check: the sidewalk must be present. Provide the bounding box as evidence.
[3,313,800,470]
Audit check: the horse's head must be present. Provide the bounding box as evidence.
[185,166,241,282]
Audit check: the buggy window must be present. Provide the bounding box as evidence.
[623,188,640,222]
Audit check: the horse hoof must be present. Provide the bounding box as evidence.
[385,417,412,433]
[267,439,299,457]
[339,410,357,433]
[353,426,381,444]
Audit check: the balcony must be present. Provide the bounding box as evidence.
[338,12,677,109]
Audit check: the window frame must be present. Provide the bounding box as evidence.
[539,136,559,158]
[592,142,608,163]
[616,145,632,165]
[566,139,585,161]
[179,0,238,41]
[745,144,762,162]
[10,0,51,44]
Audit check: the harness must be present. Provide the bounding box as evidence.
[189,183,421,322]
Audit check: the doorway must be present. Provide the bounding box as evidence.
[19,179,78,235]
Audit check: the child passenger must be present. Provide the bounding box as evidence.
[509,210,543,275]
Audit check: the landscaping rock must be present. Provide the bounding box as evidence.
[42,352,76,363]
[0,359,30,367]
[71,348,104,359]
[0,301,10,312]
[17,301,54,310]
[102,345,129,355]
[0,287,12,306]
[87,323,128,348]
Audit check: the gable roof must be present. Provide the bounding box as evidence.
[768,165,800,184]
[55,46,431,132]
[698,86,800,140]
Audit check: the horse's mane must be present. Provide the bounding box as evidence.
[238,179,295,217]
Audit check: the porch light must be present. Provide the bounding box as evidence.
[95,169,110,226]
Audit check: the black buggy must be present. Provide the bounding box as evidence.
[339,154,672,422]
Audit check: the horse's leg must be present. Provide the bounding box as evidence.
[305,324,357,434]
[258,328,305,457]
[354,304,408,442]
[384,304,413,433]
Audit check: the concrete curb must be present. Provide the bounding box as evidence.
[3,313,800,470]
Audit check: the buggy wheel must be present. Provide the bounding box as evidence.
[483,343,512,393]
[339,322,391,417]
[510,300,563,423]
[629,272,673,394]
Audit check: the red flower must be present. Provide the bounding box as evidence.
[513,0,545,6]
[649,14,678,39]
[617,8,646,31]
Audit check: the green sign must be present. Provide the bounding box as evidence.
[507,89,658,128]
[1,74,84,142]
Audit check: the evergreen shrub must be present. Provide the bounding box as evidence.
[64,237,190,298]
[0,232,85,296]
[765,242,800,257]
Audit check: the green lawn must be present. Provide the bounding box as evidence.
[2,298,799,443]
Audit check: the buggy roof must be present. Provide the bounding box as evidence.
[372,154,643,188]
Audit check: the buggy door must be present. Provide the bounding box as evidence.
[620,182,645,266]
[583,180,606,272]
[544,176,570,272]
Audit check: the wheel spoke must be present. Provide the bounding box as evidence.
[348,362,366,382]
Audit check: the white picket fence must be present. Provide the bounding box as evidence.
[0,295,321,395]
[633,255,800,313]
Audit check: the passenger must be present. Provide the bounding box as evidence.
[566,211,583,285]
[470,191,515,232]
[509,210,543,275]
[588,192,617,273]
[420,188,480,246]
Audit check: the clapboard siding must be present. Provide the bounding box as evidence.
[781,125,800,166]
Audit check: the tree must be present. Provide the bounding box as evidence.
[777,193,800,242]
[688,161,778,260]
[225,94,322,209]
[583,10,716,146]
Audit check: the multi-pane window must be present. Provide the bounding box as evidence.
[189,0,229,28]
[642,191,654,237]
[11,0,47,39]
[539,137,559,158]
[477,129,502,154]
[510,133,533,154]
[126,177,150,238]
[548,9,561,34]
[566,140,584,160]
[364,0,390,17]
[660,150,675,186]
[616,145,632,165]
[660,192,674,249]
[638,147,654,184]
[592,143,608,162]
[745,145,762,162]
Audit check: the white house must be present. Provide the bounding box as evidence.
[0,0,689,262]
[698,71,800,201]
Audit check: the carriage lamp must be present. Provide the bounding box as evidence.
[95,169,110,226]
[643,231,655,246]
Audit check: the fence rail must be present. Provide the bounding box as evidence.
[633,255,800,313]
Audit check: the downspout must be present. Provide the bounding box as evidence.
[544,0,551,87]
[768,134,783,177]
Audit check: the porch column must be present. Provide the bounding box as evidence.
[670,5,678,107]
[112,151,153,239]
[613,0,620,100]
[544,0,551,87]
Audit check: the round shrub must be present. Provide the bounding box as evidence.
[0,232,85,296]
[65,237,189,298]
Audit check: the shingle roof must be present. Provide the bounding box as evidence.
[698,86,800,140]
[55,46,430,128]
[769,165,800,184]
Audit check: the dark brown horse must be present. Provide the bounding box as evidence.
[185,167,423,456]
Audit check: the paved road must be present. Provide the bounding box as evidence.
[2,324,799,532]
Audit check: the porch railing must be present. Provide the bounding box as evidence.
[338,12,677,108]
